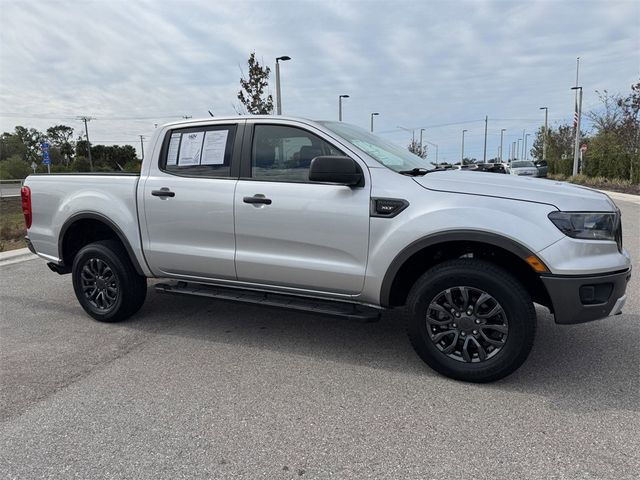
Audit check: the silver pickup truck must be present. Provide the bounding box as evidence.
[22,116,631,382]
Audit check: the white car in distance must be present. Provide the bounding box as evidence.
[508,160,539,177]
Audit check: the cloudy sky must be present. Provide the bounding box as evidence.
[1,0,638,161]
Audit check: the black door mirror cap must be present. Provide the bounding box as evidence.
[308,156,364,186]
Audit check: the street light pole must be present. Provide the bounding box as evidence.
[499,128,506,162]
[571,86,583,175]
[338,95,349,121]
[540,107,548,162]
[275,55,291,115]
[370,112,379,132]
[483,115,488,163]
[461,129,467,162]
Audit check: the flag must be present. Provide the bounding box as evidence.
[573,98,579,131]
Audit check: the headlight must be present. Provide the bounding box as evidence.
[548,211,618,241]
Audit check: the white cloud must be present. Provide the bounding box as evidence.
[0,0,638,160]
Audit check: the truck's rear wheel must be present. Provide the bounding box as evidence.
[72,240,147,322]
[404,259,536,382]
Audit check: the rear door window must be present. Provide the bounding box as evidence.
[162,124,236,177]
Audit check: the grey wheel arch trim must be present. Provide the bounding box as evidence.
[58,212,147,276]
[379,230,539,307]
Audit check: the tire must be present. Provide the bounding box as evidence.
[72,240,147,322]
[404,259,536,383]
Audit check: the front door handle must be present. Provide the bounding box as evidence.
[152,188,175,198]
[243,195,272,205]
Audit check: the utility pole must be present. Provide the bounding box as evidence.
[572,86,583,175]
[483,115,488,163]
[78,116,94,172]
[540,107,548,162]
[499,128,506,162]
[139,135,145,161]
[461,129,467,162]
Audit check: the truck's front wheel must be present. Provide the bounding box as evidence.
[72,240,147,322]
[404,259,536,382]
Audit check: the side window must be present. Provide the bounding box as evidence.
[162,125,236,177]
[251,125,344,182]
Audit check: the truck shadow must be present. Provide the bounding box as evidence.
[126,289,639,414]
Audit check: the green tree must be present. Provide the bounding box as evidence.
[237,52,274,114]
[0,155,31,179]
[531,124,579,175]
[14,126,44,163]
[46,125,74,166]
[0,133,28,161]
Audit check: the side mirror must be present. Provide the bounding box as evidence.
[308,156,363,186]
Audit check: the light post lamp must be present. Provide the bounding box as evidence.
[338,95,349,121]
[499,128,506,162]
[275,55,291,115]
[539,107,548,162]
[370,112,379,132]
[461,129,468,162]
[571,86,583,175]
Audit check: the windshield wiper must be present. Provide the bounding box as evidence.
[398,167,439,176]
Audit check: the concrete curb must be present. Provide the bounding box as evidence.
[598,190,640,206]
[0,248,37,266]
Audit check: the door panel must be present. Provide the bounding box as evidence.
[143,175,237,279]
[141,123,239,280]
[234,181,370,294]
[234,123,370,295]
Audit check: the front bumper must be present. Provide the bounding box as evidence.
[540,268,631,324]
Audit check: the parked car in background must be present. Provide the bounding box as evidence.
[534,160,548,178]
[507,160,539,177]
[476,163,507,174]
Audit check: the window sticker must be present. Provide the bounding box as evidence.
[201,130,229,165]
[178,131,204,166]
[166,133,181,166]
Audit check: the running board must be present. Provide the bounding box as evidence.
[155,282,381,322]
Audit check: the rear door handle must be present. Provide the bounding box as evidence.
[243,195,272,205]
[152,188,175,198]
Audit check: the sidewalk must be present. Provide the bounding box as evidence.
[598,189,640,206]
[0,248,37,266]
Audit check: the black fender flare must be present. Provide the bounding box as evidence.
[379,230,540,307]
[58,212,146,276]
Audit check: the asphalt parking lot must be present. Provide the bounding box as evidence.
[1,197,638,479]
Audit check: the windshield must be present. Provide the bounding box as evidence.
[319,121,429,172]
[511,161,535,168]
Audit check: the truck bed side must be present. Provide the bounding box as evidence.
[23,173,151,276]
